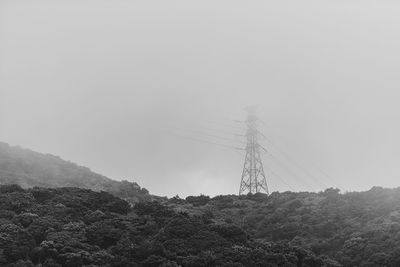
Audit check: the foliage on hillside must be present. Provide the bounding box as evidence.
[165,187,400,266]
[0,142,151,203]
[0,185,340,267]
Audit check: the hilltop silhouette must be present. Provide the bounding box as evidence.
[0,142,151,203]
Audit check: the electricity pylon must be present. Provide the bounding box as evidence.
[239,106,269,195]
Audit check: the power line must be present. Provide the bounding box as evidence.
[258,119,344,191]
[261,146,317,191]
[158,113,341,194]
[266,168,296,191]
[180,128,246,145]
[164,130,243,151]
[236,146,298,192]
[166,118,332,191]
[160,122,245,146]
[201,119,246,131]
[256,122,328,189]
[314,166,345,192]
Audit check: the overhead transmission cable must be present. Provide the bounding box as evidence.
[161,127,243,151]
[235,144,290,192]
[262,137,329,190]
[162,116,339,193]
[200,119,245,131]
[162,119,246,145]
[234,118,317,192]
[263,166,296,191]
[178,128,246,145]
[261,146,317,192]
[254,120,329,189]
[258,119,344,191]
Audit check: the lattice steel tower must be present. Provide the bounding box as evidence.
[239,107,269,195]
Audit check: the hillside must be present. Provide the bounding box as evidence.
[0,184,340,266]
[165,188,400,266]
[2,141,400,266]
[0,142,151,203]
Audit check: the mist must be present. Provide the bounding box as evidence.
[2,0,400,197]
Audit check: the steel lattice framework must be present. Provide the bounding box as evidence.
[239,107,269,195]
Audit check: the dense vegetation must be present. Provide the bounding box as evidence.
[3,142,400,266]
[0,185,339,266]
[0,142,151,203]
[166,187,400,266]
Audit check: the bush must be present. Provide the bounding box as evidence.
[186,195,210,206]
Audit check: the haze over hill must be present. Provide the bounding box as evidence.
[4,1,400,197]
[0,141,151,203]
[2,0,400,266]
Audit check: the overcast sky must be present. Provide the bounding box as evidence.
[1,0,400,197]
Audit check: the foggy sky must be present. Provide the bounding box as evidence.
[2,0,400,197]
